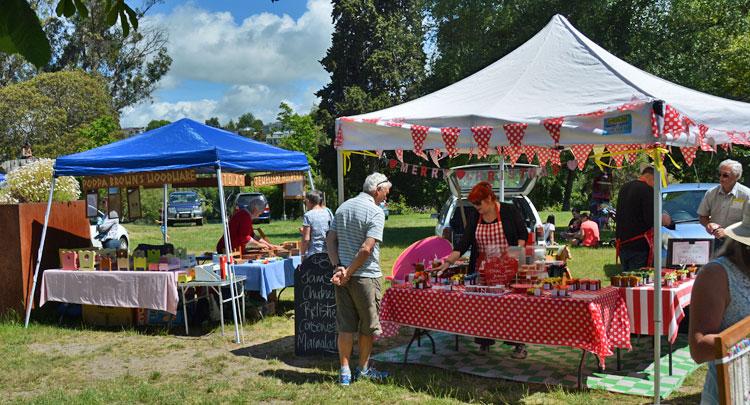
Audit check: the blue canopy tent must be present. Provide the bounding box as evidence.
[0,173,5,184]
[24,118,312,344]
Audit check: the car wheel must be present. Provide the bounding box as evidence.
[195,218,203,226]
[167,220,174,227]
[119,237,128,251]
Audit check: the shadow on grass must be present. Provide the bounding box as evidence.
[231,336,338,370]
[259,369,331,385]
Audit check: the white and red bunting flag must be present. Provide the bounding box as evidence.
[569,144,593,170]
[471,126,493,158]
[429,149,442,167]
[626,144,639,164]
[698,124,714,152]
[410,125,429,159]
[334,126,344,149]
[681,146,698,166]
[617,102,641,111]
[549,148,562,167]
[605,144,629,167]
[542,117,564,145]
[504,145,524,166]
[375,149,383,158]
[339,116,355,123]
[503,123,528,147]
[524,145,538,163]
[440,127,460,157]
[721,143,732,152]
[362,117,380,124]
[385,121,403,128]
[577,109,605,117]
[663,105,684,139]
[395,148,404,163]
[536,147,552,166]
[727,130,750,146]
[651,110,659,138]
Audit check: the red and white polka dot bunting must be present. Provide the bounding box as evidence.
[471,126,493,158]
[698,124,714,152]
[395,148,404,163]
[385,121,403,128]
[504,146,524,166]
[362,117,380,124]
[503,123,528,147]
[429,149,442,167]
[410,125,429,159]
[626,145,639,164]
[578,109,605,117]
[339,117,355,122]
[605,144,628,167]
[542,117,564,145]
[536,147,551,166]
[681,146,698,166]
[569,144,593,170]
[651,110,659,138]
[663,105,684,139]
[441,127,460,157]
[617,102,641,111]
[375,149,383,158]
[549,148,562,167]
[334,126,344,149]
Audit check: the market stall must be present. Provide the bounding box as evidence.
[24,118,311,344]
[334,14,750,400]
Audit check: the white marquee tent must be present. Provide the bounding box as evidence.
[334,14,750,403]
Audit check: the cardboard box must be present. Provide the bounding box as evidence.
[82,305,134,327]
[135,308,183,327]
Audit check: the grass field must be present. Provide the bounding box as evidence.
[6,213,705,404]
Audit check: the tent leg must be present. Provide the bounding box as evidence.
[652,101,665,404]
[162,184,168,244]
[24,176,56,328]
[216,166,242,344]
[337,150,344,205]
[499,156,505,202]
[307,170,315,191]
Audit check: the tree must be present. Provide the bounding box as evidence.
[316,0,427,198]
[277,102,327,173]
[0,1,172,112]
[205,117,221,128]
[0,0,141,68]
[146,119,171,131]
[74,115,120,151]
[236,112,265,141]
[0,70,118,159]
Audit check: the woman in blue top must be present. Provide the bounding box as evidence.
[689,202,750,404]
[300,190,333,260]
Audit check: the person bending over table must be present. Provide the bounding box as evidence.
[436,181,528,358]
[689,201,750,404]
[216,200,279,254]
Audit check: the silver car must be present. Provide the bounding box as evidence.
[434,163,542,245]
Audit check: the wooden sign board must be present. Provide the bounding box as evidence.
[83,169,196,190]
[294,255,338,356]
[173,172,247,188]
[253,172,304,187]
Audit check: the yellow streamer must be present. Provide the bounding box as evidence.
[591,144,680,187]
[341,150,381,176]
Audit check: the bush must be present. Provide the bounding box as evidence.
[0,159,80,204]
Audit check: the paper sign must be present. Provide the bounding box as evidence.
[668,239,713,266]
[603,114,632,135]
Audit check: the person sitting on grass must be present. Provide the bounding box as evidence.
[542,214,556,245]
[571,212,599,247]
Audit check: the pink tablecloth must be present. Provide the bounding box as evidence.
[380,286,631,367]
[617,278,694,343]
[40,269,179,314]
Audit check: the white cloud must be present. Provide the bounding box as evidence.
[121,0,333,127]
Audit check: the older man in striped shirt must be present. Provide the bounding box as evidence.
[327,172,391,385]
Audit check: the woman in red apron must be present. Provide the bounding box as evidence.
[437,182,528,357]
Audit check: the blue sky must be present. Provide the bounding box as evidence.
[121,0,333,128]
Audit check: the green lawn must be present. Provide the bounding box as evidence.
[7,213,705,404]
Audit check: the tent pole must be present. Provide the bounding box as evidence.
[162,184,168,244]
[216,166,242,344]
[337,150,344,205]
[307,169,315,191]
[499,156,505,202]
[24,176,56,328]
[653,100,665,404]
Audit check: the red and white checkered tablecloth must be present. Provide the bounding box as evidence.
[617,278,693,343]
[379,287,631,367]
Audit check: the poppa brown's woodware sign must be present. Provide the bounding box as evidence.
[252,172,304,187]
[83,169,197,190]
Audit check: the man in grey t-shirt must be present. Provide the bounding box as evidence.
[698,159,750,247]
[327,172,390,385]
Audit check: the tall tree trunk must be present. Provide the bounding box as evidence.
[562,168,576,211]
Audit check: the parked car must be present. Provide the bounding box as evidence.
[167,191,205,226]
[434,163,542,245]
[233,192,271,223]
[89,208,129,250]
[660,183,717,261]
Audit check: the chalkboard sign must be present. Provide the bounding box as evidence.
[294,253,338,356]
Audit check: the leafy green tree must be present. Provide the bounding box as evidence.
[236,112,265,141]
[0,70,117,159]
[316,0,427,199]
[74,115,120,151]
[204,117,221,128]
[146,119,171,131]
[277,102,327,173]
